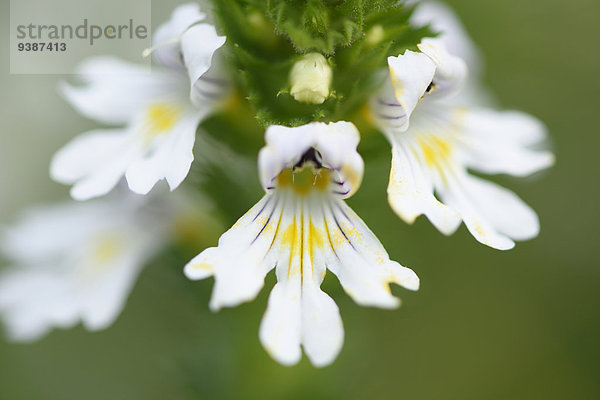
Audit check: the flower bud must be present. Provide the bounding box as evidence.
[365,25,384,47]
[289,53,332,104]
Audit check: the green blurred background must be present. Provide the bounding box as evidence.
[1,0,599,399]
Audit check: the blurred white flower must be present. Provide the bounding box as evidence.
[0,192,171,342]
[51,3,226,200]
[371,37,554,250]
[185,121,419,367]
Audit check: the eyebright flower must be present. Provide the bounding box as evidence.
[184,121,419,367]
[0,192,170,341]
[50,3,226,200]
[370,36,554,250]
[1,0,555,370]
[289,53,332,104]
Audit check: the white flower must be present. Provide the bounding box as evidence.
[0,193,169,342]
[51,3,226,200]
[371,38,555,250]
[185,121,419,367]
[289,53,332,104]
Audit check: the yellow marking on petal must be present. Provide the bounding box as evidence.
[277,169,293,187]
[340,218,365,245]
[322,210,342,250]
[307,219,325,271]
[454,106,469,121]
[474,224,486,237]
[91,235,122,264]
[255,212,277,239]
[255,214,269,229]
[191,263,213,271]
[388,154,405,187]
[279,213,327,280]
[419,135,453,168]
[309,220,324,249]
[389,67,405,103]
[341,165,362,195]
[281,217,299,277]
[330,222,351,248]
[382,280,392,294]
[144,102,181,142]
[280,221,296,246]
[277,168,331,195]
[417,135,454,184]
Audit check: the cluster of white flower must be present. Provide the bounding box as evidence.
[0,2,553,367]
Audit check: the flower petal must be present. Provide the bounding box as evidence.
[314,122,364,196]
[320,199,420,308]
[376,50,436,132]
[151,3,205,68]
[60,57,182,125]
[436,170,537,250]
[50,129,140,200]
[0,196,167,341]
[458,109,555,177]
[259,282,302,366]
[0,268,77,342]
[259,198,344,367]
[181,24,227,105]
[454,173,540,242]
[387,143,461,235]
[258,122,364,196]
[79,243,149,331]
[258,124,316,188]
[300,281,344,367]
[186,121,417,366]
[184,194,283,310]
[0,202,111,262]
[125,111,203,194]
[50,129,128,183]
[418,38,468,99]
[298,198,343,366]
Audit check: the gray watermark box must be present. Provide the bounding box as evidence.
[10,0,152,74]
